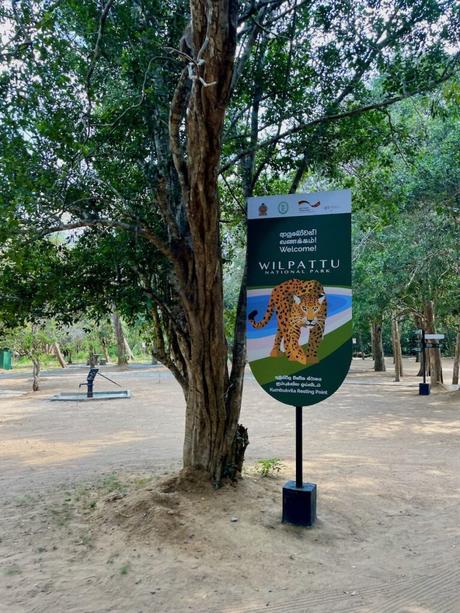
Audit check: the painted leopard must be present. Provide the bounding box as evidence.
[248,279,327,365]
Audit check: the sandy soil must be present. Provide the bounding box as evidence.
[0,358,459,613]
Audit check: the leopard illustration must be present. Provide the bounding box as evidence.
[248,279,327,365]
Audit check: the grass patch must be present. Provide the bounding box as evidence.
[100,473,127,494]
[3,565,21,576]
[134,476,154,488]
[48,501,73,527]
[255,458,285,478]
[15,494,37,507]
[119,562,130,575]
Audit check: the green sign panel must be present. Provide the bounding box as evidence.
[246,190,352,406]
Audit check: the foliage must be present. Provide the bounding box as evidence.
[351,94,460,343]
[0,0,458,333]
[255,458,285,478]
[4,322,56,360]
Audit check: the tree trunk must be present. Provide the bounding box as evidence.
[397,320,403,377]
[391,317,403,381]
[417,341,428,376]
[163,0,243,484]
[358,333,365,359]
[425,300,443,385]
[370,323,375,360]
[32,358,40,391]
[124,338,134,361]
[100,338,110,364]
[452,327,459,386]
[112,312,128,366]
[53,342,66,368]
[391,319,396,367]
[372,321,386,372]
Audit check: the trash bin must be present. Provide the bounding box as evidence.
[0,348,12,370]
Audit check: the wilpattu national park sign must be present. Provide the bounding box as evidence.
[246,190,352,406]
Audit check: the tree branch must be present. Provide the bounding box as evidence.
[250,1,297,189]
[238,0,292,25]
[169,66,190,198]
[86,0,114,91]
[228,254,247,394]
[151,306,187,390]
[41,219,174,261]
[231,2,283,93]
[141,285,186,337]
[220,69,460,173]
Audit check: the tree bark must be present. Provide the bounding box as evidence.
[358,333,365,358]
[424,300,443,385]
[372,321,386,372]
[397,323,403,378]
[100,338,111,364]
[32,358,40,391]
[158,0,242,484]
[370,323,375,360]
[112,311,128,366]
[452,326,459,386]
[391,317,403,381]
[124,338,134,361]
[53,342,66,368]
[391,320,396,366]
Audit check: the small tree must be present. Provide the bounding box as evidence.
[5,325,52,391]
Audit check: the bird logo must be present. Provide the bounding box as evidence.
[298,199,321,210]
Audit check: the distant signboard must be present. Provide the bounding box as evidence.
[425,334,445,340]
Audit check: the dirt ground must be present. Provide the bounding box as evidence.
[0,358,459,613]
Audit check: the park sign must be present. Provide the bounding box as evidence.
[246,189,352,407]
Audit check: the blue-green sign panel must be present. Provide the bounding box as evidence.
[246,190,352,406]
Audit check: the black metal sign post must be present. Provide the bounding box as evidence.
[296,406,303,488]
[282,406,317,527]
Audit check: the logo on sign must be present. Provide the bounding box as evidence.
[258,203,268,216]
[298,199,321,211]
[278,201,289,214]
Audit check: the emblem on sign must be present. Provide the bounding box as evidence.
[278,201,289,214]
[258,203,268,216]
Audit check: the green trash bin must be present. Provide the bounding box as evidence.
[0,348,12,370]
